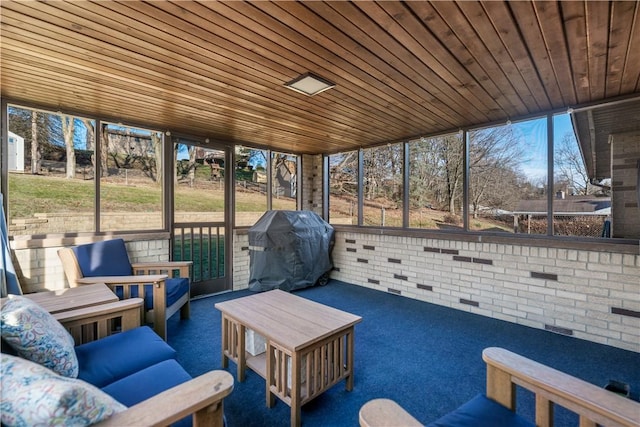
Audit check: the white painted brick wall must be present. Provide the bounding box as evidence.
[330,231,640,352]
[232,231,250,291]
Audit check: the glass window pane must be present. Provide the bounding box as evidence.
[408,133,463,229]
[468,119,548,234]
[174,143,225,218]
[553,113,609,237]
[99,123,163,231]
[7,105,95,235]
[271,152,298,210]
[362,144,403,227]
[235,146,267,226]
[329,151,358,225]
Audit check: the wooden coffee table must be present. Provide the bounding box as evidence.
[215,290,362,427]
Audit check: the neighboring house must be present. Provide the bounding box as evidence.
[7,131,24,172]
[510,194,611,236]
[513,195,611,215]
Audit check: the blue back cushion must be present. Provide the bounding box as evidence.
[102,359,193,427]
[72,239,132,277]
[76,326,176,388]
[427,394,534,427]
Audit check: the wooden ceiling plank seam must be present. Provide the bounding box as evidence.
[1,59,358,152]
[372,1,505,121]
[247,0,453,129]
[585,1,611,101]
[322,0,489,125]
[455,1,541,114]
[404,1,516,117]
[428,1,530,117]
[94,0,421,136]
[530,1,579,106]
[557,1,591,105]
[505,1,566,110]
[139,0,413,136]
[480,1,552,111]
[604,1,637,97]
[301,0,470,127]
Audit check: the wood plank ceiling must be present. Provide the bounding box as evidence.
[1,1,639,155]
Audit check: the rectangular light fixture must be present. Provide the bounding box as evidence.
[284,72,335,96]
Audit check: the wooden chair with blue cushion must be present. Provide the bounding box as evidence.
[359,347,639,427]
[58,238,192,340]
[1,295,232,427]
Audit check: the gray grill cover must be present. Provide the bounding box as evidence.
[248,210,334,291]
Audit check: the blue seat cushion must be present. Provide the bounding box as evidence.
[75,326,176,388]
[102,359,192,427]
[73,239,132,277]
[427,394,534,427]
[113,277,189,311]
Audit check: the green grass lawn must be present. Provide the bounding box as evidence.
[8,173,289,219]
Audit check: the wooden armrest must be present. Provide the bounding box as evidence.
[132,261,193,268]
[54,298,144,344]
[360,348,640,427]
[131,262,192,278]
[77,275,168,285]
[359,399,422,427]
[96,370,234,427]
[483,347,640,427]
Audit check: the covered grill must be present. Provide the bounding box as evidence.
[248,210,334,292]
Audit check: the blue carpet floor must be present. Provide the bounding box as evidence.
[167,280,639,427]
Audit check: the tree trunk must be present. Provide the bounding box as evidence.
[100,124,109,177]
[152,132,162,184]
[61,115,75,179]
[82,119,95,178]
[30,111,41,174]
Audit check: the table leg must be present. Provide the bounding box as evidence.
[290,352,301,427]
[346,327,355,391]
[238,324,246,382]
[221,315,228,369]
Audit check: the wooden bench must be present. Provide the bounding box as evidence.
[360,347,639,427]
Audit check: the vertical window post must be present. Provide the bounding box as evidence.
[547,114,554,236]
[463,129,470,231]
[358,148,364,226]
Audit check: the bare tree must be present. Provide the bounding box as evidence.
[469,126,526,217]
[30,111,41,174]
[555,131,591,195]
[61,115,75,178]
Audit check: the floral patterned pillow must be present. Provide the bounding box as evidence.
[0,354,126,426]
[1,295,78,377]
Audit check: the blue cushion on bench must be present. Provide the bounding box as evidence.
[102,359,192,427]
[427,394,534,427]
[72,239,132,277]
[76,326,176,388]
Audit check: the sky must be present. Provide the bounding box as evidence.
[512,113,575,181]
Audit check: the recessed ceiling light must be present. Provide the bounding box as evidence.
[284,72,335,96]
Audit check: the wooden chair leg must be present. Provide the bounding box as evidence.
[181,300,190,319]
